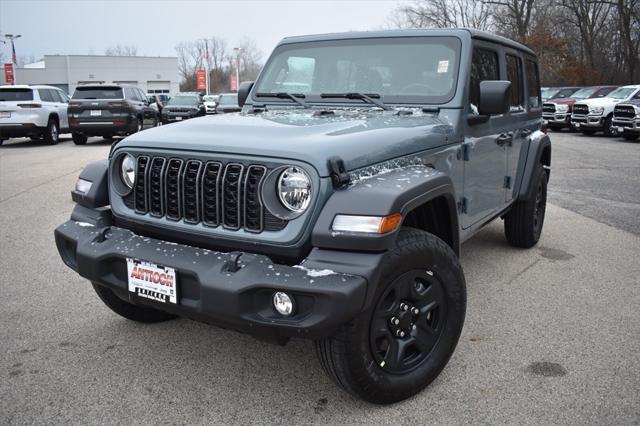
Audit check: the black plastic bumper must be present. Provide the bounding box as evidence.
[0,124,44,138]
[70,121,134,136]
[54,220,368,341]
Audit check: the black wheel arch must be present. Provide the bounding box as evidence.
[516,131,551,201]
[311,168,460,255]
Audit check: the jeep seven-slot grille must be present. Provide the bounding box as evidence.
[614,105,636,119]
[131,156,285,232]
[573,104,589,115]
[542,103,556,113]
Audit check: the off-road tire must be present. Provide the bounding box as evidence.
[92,282,177,323]
[43,118,59,145]
[504,164,548,248]
[72,133,88,145]
[314,228,466,404]
[603,115,614,136]
[622,134,639,141]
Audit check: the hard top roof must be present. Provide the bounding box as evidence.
[279,28,535,56]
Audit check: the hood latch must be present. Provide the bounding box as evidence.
[328,157,350,189]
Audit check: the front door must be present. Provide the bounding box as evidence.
[462,45,509,228]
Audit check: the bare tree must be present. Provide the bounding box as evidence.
[235,37,264,82]
[391,0,494,31]
[105,44,138,56]
[174,41,204,91]
[483,0,536,42]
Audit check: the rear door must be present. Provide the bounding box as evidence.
[462,43,509,228]
[51,89,69,129]
[38,89,58,125]
[504,51,528,202]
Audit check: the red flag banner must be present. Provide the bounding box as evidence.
[4,63,15,85]
[230,74,238,92]
[196,69,206,91]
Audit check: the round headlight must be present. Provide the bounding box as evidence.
[120,154,136,189]
[277,166,312,213]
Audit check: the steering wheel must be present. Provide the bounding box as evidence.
[399,83,438,95]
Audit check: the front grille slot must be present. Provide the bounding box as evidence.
[182,160,202,223]
[148,157,166,217]
[244,165,266,232]
[222,164,244,229]
[202,162,222,226]
[125,155,288,233]
[165,159,184,221]
[542,103,556,113]
[134,156,149,213]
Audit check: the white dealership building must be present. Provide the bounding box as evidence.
[0,54,180,96]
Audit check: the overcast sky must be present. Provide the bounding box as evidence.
[0,0,408,62]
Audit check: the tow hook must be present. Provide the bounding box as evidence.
[222,252,243,273]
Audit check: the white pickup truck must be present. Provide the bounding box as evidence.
[571,85,640,136]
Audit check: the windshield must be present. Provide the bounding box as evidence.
[167,95,198,106]
[569,87,597,99]
[219,94,238,105]
[542,88,560,100]
[554,88,578,99]
[73,87,123,99]
[254,36,461,105]
[0,88,33,101]
[607,87,636,99]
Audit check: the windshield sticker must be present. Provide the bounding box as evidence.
[437,60,449,74]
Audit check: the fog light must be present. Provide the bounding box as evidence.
[273,292,294,316]
[75,178,92,194]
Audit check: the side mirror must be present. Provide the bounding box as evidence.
[478,80,511,116]
[238,81,255,107]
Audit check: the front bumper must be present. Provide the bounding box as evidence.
[54,220,368,341]
[612,118,640,134]
[571,114,604,128]
[542,112,570,125]
[0,123,45,138]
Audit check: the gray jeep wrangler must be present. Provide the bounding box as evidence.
[55,29,550,404]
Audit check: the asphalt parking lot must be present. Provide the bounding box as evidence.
[1,131,639,424]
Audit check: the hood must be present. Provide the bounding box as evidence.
[551,98,578,106]
[120,109,453,177]
[577,97,626,107]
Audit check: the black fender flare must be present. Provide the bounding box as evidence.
[517,131,551,201]
[71,160,109,208]
[311,167,459,254]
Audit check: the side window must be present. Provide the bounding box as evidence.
[50,90,63,103]
[137,89,146,101]
[525,59,541,109]
[598,87,614,97]
[633,90,640,100]
[39,89,54,102]
[124,87,134,100]
[506,54,524,111]
[469,47,499,113]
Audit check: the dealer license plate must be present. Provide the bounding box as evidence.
[574,123,580,128]
[618,127,624,133]
[90,110,102,116]
[126,258,177,304]
[175,116,183,121]
[0,111,10,118]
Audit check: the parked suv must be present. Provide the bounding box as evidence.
[203,94,219,114]
[160,92,205,123]
[543,86,617,131]
[571,85,640,136]
[0,84,69,145]
[54,29,550,404]
[68,84,158,145]
[612,91,640,141]
[215,93,240,113]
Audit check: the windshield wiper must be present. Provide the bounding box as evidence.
[255,92,308,108]
[320,92,391,110]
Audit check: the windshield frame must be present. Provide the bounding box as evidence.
[251,36,462,107]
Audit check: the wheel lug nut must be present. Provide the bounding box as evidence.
[412,307,419,315]
[412,324,416,330]
[399,331,405,337]
[400,303,408,311]
[390,317,399,325]
[396,330,402,337]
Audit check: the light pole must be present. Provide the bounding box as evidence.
[198,38,210,95]
[233,47,242,92]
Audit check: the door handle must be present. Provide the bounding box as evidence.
[496,133,513,147]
